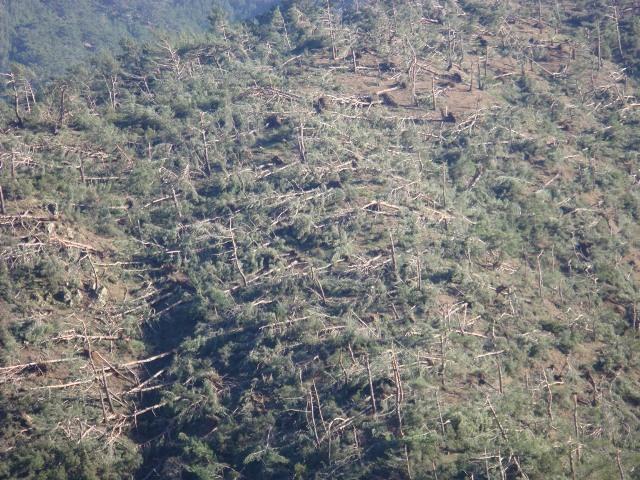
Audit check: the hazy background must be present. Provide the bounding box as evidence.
[0,0,280,76]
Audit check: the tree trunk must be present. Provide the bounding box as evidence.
[11,74,24,128]
[365,354,377,416]
[0,185,5,215]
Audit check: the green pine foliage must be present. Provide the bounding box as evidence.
[1,1,639,479]
[0,0,279,77]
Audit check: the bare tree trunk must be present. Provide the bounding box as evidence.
[537,250,544,299]
[411,59,417,105]
[298,122,307,162]
[229,220,247,287]
[436,390,446,435]
[311,264,326,302]
[22,78,35,113]
[616,449,625,480]
[106,75,118,109]
[352,425,360,457]
[469,62,474,92]
[441,165,447,209]
[172,188,182,218]
[102,368,116,413]
[10,73,24,128]
[391,349,404,436]
[23,81,31,113]
[440,332,447,387]
[572,392,579,439]
[278,8,292,50]
[326,0,337,61]
[312,379,326,433]
[58,85,67,129]
[485,45,489,79]
[611,6,623,58]
[569,449,577,480]
[487,396,508,440]
[200,113,212,176]
[308,390,320,446]
[573,392,581,461]
[498,449,507,480]
[538,0,543,32]
[0,185,5,215]
[365,354,377,416]
[597,22,603,69]
[431,75,437,111]
[389,231,398,278]
[79,157,86,184]
[484,449,491,480]
[404,444,413,480]
[447,24,454,70]
[442,164,449,230]
[542,369,554,423]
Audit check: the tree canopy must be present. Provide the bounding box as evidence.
[1,1,639,479]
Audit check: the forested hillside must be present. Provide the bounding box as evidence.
[0,0,278,77]
[1,1,639,479]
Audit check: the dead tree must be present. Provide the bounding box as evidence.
[365,354,377,416]
[569,449,577,480]
[538,0,544,33]
[199,112,212,176]
[608,6,623,59]
[542,368,554,424]
[273,7,292,50]
[325,1,338,61]
[487,395,508,440]
[572,392,582,461]
[389,231,398,279]
[537,250,544,299]
[391,349,404,437]
[104,74,119,109]
[469,62,474,92]
[159,39,183,77]
[431,75,437,111]
[440,332,448,387]
[54,85,67,133]
[596,22,603,69]
[298,122,307,162]
[447,24,456,70]
[3,73,24,127]
[406,41,418,105]
[616,449,625,480]
[229,220,247,287]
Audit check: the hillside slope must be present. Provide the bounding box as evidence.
[0,0,278,77]
[0,1,639,479]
